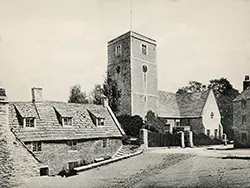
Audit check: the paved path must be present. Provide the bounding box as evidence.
[19,147,250,188]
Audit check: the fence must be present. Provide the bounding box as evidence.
[148,132,181,147]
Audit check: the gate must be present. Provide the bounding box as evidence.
[148,132,181,147]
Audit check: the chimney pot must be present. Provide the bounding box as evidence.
[243,75,250,90]
[32,87,43,103]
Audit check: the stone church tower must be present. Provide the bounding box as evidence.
[107,31,158,118]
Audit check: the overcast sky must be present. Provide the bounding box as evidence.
[0,0,250,101]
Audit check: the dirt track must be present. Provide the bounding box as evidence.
[19,147,250,188]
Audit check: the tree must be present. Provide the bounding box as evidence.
[145,110,166,133]
[103,77,121,114]
[91,84,103,105]
[177,81,207,94]
[177,78,239,140]
[68,85,88,104]
[117,115,144,137]
[208,78,239,140]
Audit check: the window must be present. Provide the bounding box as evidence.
[32,142,42,152]
[115,45,122,56]
[116,66,121,74]
[97,118,105,126]
[141,44,147,55]
[210,112,214,119]
[67,140,78,150]
[24,117,35,128]
[62,117,73,126]
[103,138,110,148]
[241,132,248,143]
[241,99,247,109]
[142,65,148,88]
[242,115,247,124]
[144,96,147,102]
[176,120,180,126]
[206,129,210,137]
[214,129,218,139]
[40,167,49,176]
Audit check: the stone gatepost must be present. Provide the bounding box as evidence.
[223,134,227,146]
[188,131,194,147]
[140,128,148,150]
[180,131,185,148]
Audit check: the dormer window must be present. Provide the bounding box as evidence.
[67,140,78,150]
[141,44,147,55]
[115,45,122,57]
[97,118,105,126]
[24,117,36,128]
[62,117,73,126]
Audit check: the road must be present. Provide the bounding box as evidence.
[19,147,250,188]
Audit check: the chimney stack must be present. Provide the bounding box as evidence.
[32,87,43,103]
[243,75,250,91]
[101,94,109,107]
[0,87,8,103]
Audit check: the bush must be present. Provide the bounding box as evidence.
[117,115,143,137]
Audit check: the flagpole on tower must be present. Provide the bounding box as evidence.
[130,0,133,31]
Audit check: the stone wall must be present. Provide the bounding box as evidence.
[233,99,250,147]
[108,32,132,115]
[25,138,122,175]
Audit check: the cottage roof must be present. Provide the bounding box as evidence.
[9,101,123,142]
[176,90,210,117]
[233,87,250,101]
[158,91,180,118]
[158,90,210,118]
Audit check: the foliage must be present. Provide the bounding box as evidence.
[91,84,103,105]
[176,78,240,140]
[117,114,144,137]
[177,81,207,94]
[103,77,121,114]
[144,110,166,133]
[68,85,88,104]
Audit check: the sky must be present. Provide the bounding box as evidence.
[0,0,250,101]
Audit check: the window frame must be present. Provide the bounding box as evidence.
[67,140,78,151]
[242,115,247,124]
[23,117,36,128]
[32,141,42,152]
[206,129,210,137]
[96,118,105,126]
[62,117,73,127]
[115,45,122,57]
[103,138,111,148]
[141,43,147,55]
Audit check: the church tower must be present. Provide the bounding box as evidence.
[107,31,158,118]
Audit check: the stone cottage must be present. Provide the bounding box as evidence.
[107,31,223,139]
[0,87,124,177]
[233,75,250,147]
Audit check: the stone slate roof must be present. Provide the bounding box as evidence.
[158,91,180,118]
[9,101,123,142]
[233,87,250,101]
[158,90,210,118]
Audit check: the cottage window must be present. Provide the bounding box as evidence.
[241,99,247,109]
[115,45,122,57]
[206,129,210,137]
[24,117,36,128]
[62,117,73,126]
[242,115,247,124]
[141,44,147,55]
[67,140,78,150]
[103,138,111,148]
[214,129,218,139]
[32,141,42,152]
[97,118,105,126]
[210,112,214,119]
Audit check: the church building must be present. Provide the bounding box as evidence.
[107,31,223,139]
